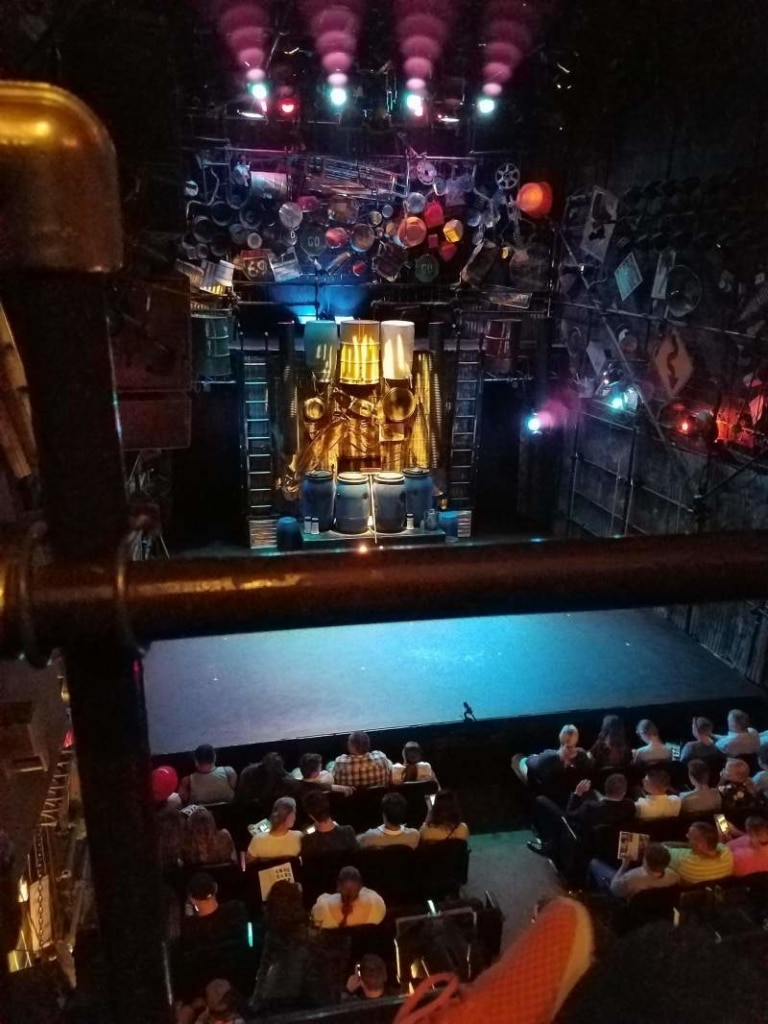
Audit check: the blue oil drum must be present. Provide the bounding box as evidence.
[335,472,370,534]
[373,471,406,533]
[403,467,433,527]
[276,516,303,551]
[300,470,335,532]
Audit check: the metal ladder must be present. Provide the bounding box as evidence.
[243,354,275,541]
[447,343,482,510]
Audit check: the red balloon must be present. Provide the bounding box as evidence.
[518,181,553,218]
[151,765,179,803]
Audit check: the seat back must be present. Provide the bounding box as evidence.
[301,849,362,909]
[171,936,258,1003]
[615,886,681,935]
[358,845,418,906]
[243,857,303,917]
[331,787,388,833]
[417,840,469,900]
[397,780,438,827]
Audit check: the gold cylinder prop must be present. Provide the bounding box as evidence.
[303,320,339,382]
[380,320,415,380]
[339,320,380,385]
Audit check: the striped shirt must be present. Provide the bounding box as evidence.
[666,843,734,885]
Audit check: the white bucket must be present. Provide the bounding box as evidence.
[381,320,415,379]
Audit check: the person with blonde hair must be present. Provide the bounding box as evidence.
[246,796,301,862]
[182,806,236,866]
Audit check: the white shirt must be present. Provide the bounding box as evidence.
[391,762,434,784]
[291,768,335,786]
[358,824,420,849]
[633,741,672,764]
[246,830,302,860]
[311,887,386,928]
[715,730,760,756]
[635,793,682,820]
[610,865,680,900]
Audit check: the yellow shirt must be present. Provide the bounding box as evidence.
[666,843,733,885]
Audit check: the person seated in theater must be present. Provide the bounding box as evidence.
[179,744,237,806]
[631,719,672,765]
[331,730,392,788]
[588,841,679,899]
[182,806,236,866]
[175,978,247,1024]
[300,789,358,859]
[310,865,386,928]
[236,751,301,806]
[358,792,420,849]
[663,821,734,885]
[419,789,470,842]
[723,815,768,877]
[715,708,760,757]
[292,752,354,797]
[718,757,760,816]
[635,768,681,820]
[181,872,248,951]
[567,774,636,830]
[526,729,590,795]
[344,954,392,1000]
[588,715,631,769]
[680,716,722,765]
[680,758,722,815]
[752,743,768,794]
[249,880,332,1014]
[245,796,302,863]
[391,741,436,784]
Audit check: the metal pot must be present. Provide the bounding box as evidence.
[406,192,426,215]
[278,202,303,231]
[211,201,233,227]
[349,397,376,418]
[239,203,263,230]
[350,223,375,253]
[396,216,428,248]
[229,223,248,246]
[192,216,214,243]
[325,226,349,249]
[382,387,416,422]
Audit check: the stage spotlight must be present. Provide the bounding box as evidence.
[248,81,268,101]
[329,85,348,108]
[526,413,543,434]
[477,96,496,115]
[405,91,425,116]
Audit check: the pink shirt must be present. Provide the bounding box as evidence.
[729,835,768,877]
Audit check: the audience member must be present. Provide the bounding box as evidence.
[175,978,246,1024]
[246,797,302,862]
[331,731,392,788]
[588,842,679,898]
[680,759,721,815]
[566,775,636,830]
[358,792,420,849]
[236,752,300,806]
[182,807,236,866]
[526,741,591,802]
[300,790,358,859]
[635,768,681,820]
[753,743,768,794]
[181,873,248,951]
[292,752,335,788]
[680,717,722,765]
[588,715,630,768]
[718,757,760,816]
[631,720,671,765]
[152,765,183,811]
[345,955,391,1000]
[419,789,470,842]
[715,708,760,757]
[179,745,237,806]
[725,815,768,877]
[664,822,734,885]
[249,880,331,1014]
[311,866,386,928]
[391,741,436,784]
[157,807,186,870]
[559,724,581,748]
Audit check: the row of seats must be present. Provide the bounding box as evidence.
[204,780,438,850]
[165,840,470,917]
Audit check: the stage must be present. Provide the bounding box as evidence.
[143,606,759,756]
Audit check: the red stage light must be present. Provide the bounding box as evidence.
[518,181,553,218]
[279,99,297,115]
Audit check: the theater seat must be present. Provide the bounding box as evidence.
[301,849,362,908]
[613,886,681,935]
[417,840,469,900]
[398,780,439,827]
[359,846,419,906]
[330,786,388,833]
[243,857,302,917]
[170,935,259,1003]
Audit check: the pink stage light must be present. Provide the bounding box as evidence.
[406,78,428,93]
[321,51,353,74]
[482,82,503,97]
[403,56,433,80]
[328,71,349,87]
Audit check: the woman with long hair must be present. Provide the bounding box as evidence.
[589,714,630,768]
[182,806,236,866]
[391,740,436,784]
[419,789,469,842]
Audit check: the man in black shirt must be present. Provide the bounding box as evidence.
[300,790,358,858]
[181,872,248,951]
[566,775,636,833]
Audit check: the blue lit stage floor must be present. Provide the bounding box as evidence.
[144,607,759,756]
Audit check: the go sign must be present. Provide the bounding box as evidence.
[300,225,325,258]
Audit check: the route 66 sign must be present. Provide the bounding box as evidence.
[653,327,693,398]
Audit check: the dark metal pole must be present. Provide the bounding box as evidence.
[4,276,172,1024]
